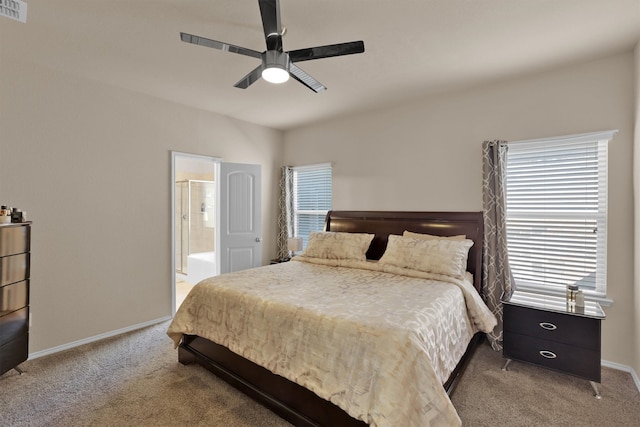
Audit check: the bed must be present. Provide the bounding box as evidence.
[167,211,496,426]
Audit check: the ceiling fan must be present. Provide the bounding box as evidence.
[180,0,365,93]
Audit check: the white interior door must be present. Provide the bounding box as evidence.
[217,162,262,274]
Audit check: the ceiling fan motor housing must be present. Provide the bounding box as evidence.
[263,50,290,72]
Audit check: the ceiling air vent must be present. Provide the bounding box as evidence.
[1,0,27,23]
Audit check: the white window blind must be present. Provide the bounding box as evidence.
[505,130,616,296]
[293,163,332,248]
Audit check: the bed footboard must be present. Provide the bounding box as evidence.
[179,332,483,427]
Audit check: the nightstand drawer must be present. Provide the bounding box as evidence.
[504,304,600,350]
[504,331,600,382]
[0,280,29,316]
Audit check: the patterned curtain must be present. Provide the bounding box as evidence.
[276,166,294,261]
[482,140,514,350]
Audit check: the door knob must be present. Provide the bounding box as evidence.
[255,237,262,242]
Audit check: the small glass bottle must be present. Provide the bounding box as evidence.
[567,284,579,306]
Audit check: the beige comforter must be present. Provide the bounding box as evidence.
[167,258,497,427]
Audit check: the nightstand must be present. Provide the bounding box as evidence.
[502,291,605,398]
[270,257,290,264]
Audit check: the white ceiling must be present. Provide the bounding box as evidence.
[4,0,640,130]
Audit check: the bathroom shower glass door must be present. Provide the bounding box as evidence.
[187,180,215,256]
[175,180,215,276]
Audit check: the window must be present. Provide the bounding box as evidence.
[505,130,616,297]
[292,163,332,248]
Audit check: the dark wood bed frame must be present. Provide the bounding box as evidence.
[178,211,485,427]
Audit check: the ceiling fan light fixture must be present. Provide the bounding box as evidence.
[262,65,289,84]
[262,51,290,84]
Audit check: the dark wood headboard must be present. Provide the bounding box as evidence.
[324,211,484,293]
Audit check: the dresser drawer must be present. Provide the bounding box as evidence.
[0,307,29,346]
[0,334,28,376]
[504,331,600,382]
[0,225,30,257]
[0,253,29,287]
[503,304,600,350]
[0,280,29,316]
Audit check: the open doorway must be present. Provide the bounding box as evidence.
[172,152,219,312]
[171,154,263,313]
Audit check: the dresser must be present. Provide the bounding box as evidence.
[502,291,605,398]
[0,222,31,376]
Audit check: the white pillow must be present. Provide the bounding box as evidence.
[300,231,375,261]
[379,235,473,280]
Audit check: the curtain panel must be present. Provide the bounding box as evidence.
[277,166,294,261]
[482,140,514,350]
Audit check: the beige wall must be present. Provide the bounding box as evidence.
[285,52,637,370]
[0,60,283,353]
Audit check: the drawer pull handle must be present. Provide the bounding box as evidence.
[539,350,557,359]
[539,322,557,331]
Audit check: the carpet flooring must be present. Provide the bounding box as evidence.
[1,321,638,426]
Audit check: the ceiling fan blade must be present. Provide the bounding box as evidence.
[289,63,326,93]
[288,41,365,63]
[180,32,262,59]
[258,0,282,51]
[234,65,263,89]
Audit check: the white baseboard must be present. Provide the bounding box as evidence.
[27,316,172,360]
[602,359,640,393]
